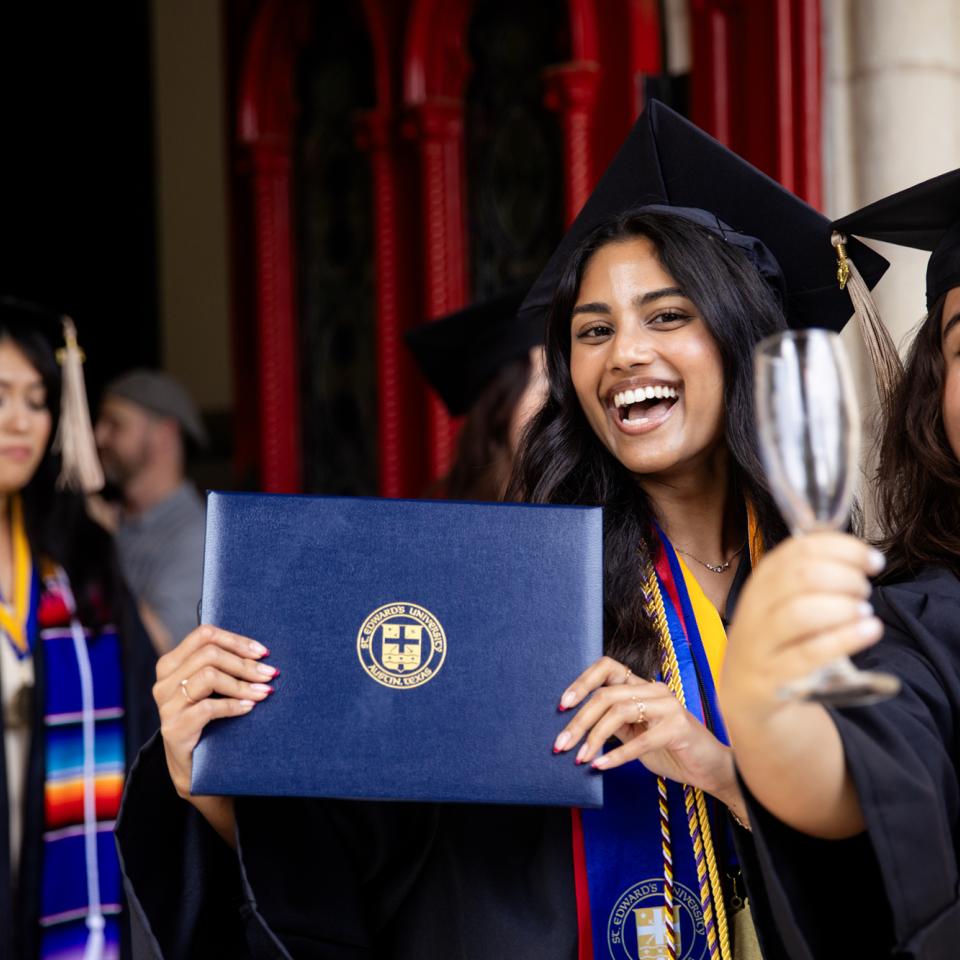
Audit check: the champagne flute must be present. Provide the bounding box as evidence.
[754,329,900,706]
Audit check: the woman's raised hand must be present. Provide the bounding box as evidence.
[717,533,885,839]
[553,656,740,808]
[153,625,277,842]
[720,532,885,726]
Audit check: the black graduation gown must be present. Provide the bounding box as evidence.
[742,566,960,959]
[0,589,158,960]
[116,558,785,960]
[117,744,581,960]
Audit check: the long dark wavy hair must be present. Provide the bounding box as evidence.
[0,301,120,625]
[875,295,960,581]
[507,210,789,677]
[444,353,532,501]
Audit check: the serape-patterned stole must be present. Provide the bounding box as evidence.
[38,563,125,960]
[572,522,753,960]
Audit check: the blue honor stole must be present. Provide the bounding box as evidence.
[577,532,731,960]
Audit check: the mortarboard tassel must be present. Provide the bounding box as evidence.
[54,318,105,493]
[831,231,903,405]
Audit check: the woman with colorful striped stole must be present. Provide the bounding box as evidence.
[117,101,888,959]
[0,299,157,960]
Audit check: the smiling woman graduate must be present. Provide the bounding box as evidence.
[720,167,960,960]
[0,299,156,960]
[115,102,889,960]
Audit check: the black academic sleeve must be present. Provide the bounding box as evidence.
[741,568,960,960]
[235,798,578,960]
[117,732,579,960]
[115,733,272,959]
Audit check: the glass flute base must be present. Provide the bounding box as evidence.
[778,658,901,708]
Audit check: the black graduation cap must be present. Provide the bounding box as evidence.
[405,287,540,416]
[518,99,889,332]
[832,166,960,310]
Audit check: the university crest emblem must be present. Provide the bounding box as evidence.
[606,879,706,960]
[357,602,446,689]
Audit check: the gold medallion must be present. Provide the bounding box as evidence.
[606,879,706,960]
[356,602,446,690]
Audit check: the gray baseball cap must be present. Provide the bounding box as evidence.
[104,369,208,448]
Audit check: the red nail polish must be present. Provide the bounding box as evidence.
[552,747,560,754]
[272,668,281,678]
[558,704,567,712]
[575,757,582,766]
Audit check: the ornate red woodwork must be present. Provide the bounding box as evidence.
[235,0,312,493]
[690,0,822,208]
[228,0,821,495]
[403,98,468,480]
[353,0,428,498]
[403,0,472,484]
[245,146,301,493]
[544,63,601,226]
[795,0,823,209]
[690,0,733,146]
[355,110,408,498]
[567,0,600,59]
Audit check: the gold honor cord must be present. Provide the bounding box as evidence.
[641,559,733,960]
[657,773,677,959]
[0,496,33,656]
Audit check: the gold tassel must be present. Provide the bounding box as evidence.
[831,231,903,405]
[54,318,104,493]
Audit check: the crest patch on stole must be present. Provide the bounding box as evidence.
[606,879,706,960]
[356,602,447,689]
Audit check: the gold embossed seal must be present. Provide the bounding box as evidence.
[356,602,447,689]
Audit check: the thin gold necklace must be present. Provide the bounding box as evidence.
[674,541,746,574]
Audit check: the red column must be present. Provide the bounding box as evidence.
[544,63,601,225]
[248,143,302,493]
[406,97,468,483]
[774,0,797,193]
[629,0,662,116]
[690,1,733,146]
[356,110,409,498]
[691,0,822,208]
[795,0,823,209]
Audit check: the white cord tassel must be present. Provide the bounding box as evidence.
[54,318,104,493]
[831,232,903,405]
[58,569,106,960]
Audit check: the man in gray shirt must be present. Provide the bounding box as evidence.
[94,370,207,651]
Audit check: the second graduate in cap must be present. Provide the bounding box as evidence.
[722,167,960,960]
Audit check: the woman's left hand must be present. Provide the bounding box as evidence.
[553,656,738,803]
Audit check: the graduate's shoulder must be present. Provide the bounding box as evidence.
[864,565,960,712]
[874,565,960,636]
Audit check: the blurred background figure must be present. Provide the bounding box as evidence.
[95,370,206,652]
[405,289,547,500]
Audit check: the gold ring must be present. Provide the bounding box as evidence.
[180,678,198,704]
[632,696,646,725]
[623,667,633,684]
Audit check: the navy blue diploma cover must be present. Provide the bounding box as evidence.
[191,492,604,808]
